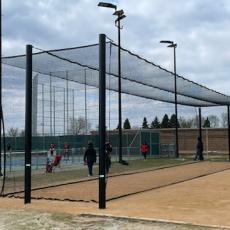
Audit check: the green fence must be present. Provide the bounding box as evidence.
[4,130,160,154]
[141,130,160,155]
[4,135,99,151]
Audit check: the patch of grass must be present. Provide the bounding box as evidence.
[3,157,191,194]
[109,157,190,174]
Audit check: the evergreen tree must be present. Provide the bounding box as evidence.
[150,116,160,129]
[123,118,131,129]
[169,114,180,128]
[203,117,210,128]
[161,114,170,128]
[142,117,149,129]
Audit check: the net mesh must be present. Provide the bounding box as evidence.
[3,42,230,107]
[1,41,230,202]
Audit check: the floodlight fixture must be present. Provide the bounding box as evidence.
[160,40,173,44]
[160,40,177,48]
[115,14,126,23]
[98,2,117,10]
[113,9,124,16]
[168,43,177,48]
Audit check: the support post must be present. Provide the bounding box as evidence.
[49,74,52,135]
[66,71,69,133]
[118,19,123,163]
[99,34,106,209]
[174,46,179,158]
[228,106,230,161]
[84,69,87,135]
[0,0,2,176]
[199,107,202,142]
[53,86,56,136]
[24,44,33,204]
[72,89,74,133]
[42,84,45,150]
[63,87,65,135]
[42,84,44,136]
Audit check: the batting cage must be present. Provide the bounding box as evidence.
[1,34,230,208]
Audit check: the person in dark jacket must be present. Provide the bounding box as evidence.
[105,142,112,173]
[194,137,204,160]
[7,143,11,152]
[84,142,97,176]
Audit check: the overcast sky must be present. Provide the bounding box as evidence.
[3,0,230,130]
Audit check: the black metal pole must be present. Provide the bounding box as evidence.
[0,0,2,176]
[174,46,179,158]
[199,107,202,142]
[227,106,230,162]
[99,34,106,209]
[24,44,32,204]
[118,19,123,163]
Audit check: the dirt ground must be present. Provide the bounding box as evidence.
[11,161,230,202]
[1,161,230,229]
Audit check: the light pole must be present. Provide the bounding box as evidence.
[0,0,2,176]
[98,2,126,164]
[160,40,179,158]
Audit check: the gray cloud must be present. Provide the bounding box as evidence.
[3,0,230,130]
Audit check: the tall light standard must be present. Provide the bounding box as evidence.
[160,40,179,158]
[0,0,2,176]
[98,2,126,164]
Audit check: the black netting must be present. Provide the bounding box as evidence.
[2,42,230,107]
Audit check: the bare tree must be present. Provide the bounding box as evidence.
[19,129,25,137]
[68,117,91,135]
[132,126,140,130]
[221,113,228,128]
[190,115,205,128]
[7,127,19,137]
[208,115,219,128]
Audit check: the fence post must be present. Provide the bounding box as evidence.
[150,131,152,156]
[99,34,106,209]
[24,44,32,204]
[228,106,230,161]
[199,107,202,141]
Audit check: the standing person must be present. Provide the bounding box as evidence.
[7,143,11,152]
[194,137,204,161]
[46,145,55,173]
[141,141,148,160]
[63,143,70,160]
[84,142,97,176]
[105,142,112,173]
[50,143,55,156]
[7,143,12,171]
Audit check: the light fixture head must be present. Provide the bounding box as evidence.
[160,40,173,44]
[115,14,126,23]
[168,44,177,48]
[98,2,117,10]
[113,9,124,16]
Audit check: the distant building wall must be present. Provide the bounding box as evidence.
[159,128,228,153]
[95,128,229,153]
